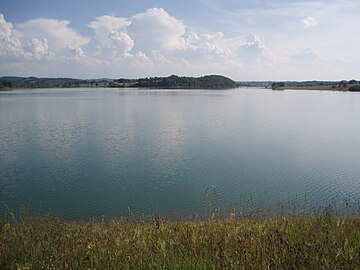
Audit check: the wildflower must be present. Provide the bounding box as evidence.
[87,243,96,250]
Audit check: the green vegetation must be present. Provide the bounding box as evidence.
[128,75,237,89]
[113,75,237,89]
[270,79,360,91]
[279,85,346,91]
[4,76,360,91]
[0,80,12,90]
[0,77,87,89]
[1,209,360,269]
[0,75,237,90]
[349,85,360,92]
[271,82,285,90]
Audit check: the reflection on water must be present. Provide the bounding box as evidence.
[1,88,360,219]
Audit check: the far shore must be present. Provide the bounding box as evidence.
[272,84,360,92]
[2,76,360,92]
[275,86,348,91]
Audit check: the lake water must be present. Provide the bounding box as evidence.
[1,88,360,219]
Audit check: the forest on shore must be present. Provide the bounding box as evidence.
[0,75,237,90]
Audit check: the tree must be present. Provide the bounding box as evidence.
[348,85,360,91]
[134,75,237,89]
[338,80,348,88]
[0,80,12,89]
[271,82,285,90]
[349,79,357,84]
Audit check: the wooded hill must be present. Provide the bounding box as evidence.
[0,75,237,90]
[116,75,237,89]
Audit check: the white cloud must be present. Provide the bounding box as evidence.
[15,18,89,54]
[131,51,153,67]
[108,31,134,56]
[0,9,275,79]
[185,32,231,55]
[0,13,94,76]
[302,16,318,28]
[70,46,85,57]
[86,8,228,68]
[1,3,359,80]
[170,31,233,66]
[87,15,135,60]
[0,14,23,57]
[26,38,49,58]
[129,8,186,51]
[241,34,272,65]
[87,15,130,48]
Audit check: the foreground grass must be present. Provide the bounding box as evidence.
[1,214,360,270]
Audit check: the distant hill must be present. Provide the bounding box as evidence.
[126,75,237,89]
[0,75,237,90]
[0,76,86,89]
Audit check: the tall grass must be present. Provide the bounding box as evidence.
[1,206,360,269]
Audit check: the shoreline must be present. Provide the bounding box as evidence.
[272,83,360,92]
[275,87,348,92]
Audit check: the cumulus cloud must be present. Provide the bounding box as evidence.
[87,8,187,56]
[0,14,23,57]
[164,31,231,66]
[0,13,94,76]
[15,18,89,55]
[87,15,136,60]
[240,34,272,65]
[302,16,318,28]
[108,31,134,56]
[87,15,130,48]
[26,38,49,57]
[129,8,186,51]
[185,32,230,55]
[4,11,275,79]
[1,10,277,78]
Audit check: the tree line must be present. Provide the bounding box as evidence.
[116,75,237,89]
[0,80,12,89]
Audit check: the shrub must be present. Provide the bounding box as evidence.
[348,85,360,91]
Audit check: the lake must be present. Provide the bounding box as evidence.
[1,88,360,220]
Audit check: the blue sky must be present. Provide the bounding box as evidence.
[1,0,359,80]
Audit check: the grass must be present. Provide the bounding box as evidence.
[284,85,343,91]
[1,207,360,270]
[275,83,360,91]
[283,85,347,91]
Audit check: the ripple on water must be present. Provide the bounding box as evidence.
[1,88,360,219]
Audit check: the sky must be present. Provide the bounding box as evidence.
[0,0,359,80]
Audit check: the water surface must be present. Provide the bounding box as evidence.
[1,88,359,219]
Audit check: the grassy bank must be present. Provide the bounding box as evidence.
[274,83,360,91]
[273,85,347,91]
[283,85,346,91]
[1,213,360,269]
